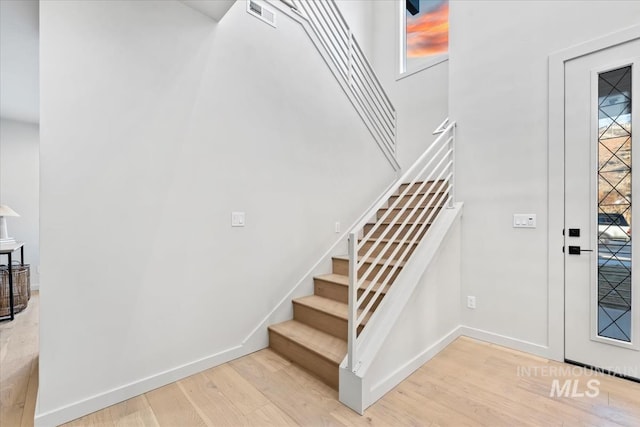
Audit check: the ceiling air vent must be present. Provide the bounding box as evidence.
[247,0,276,28]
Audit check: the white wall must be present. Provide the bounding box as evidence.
[372,0,449,170]
[450,1,640,355]
[0,0,39,124]
[0,118,39,286]
[38,0,394,424]
[335,0,373,59]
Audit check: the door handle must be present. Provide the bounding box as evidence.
[568,245,593,255]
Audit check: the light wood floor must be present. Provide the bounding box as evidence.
[2,293,640,426]
[0,291,39,427]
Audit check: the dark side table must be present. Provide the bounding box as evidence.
[0,242,25,321]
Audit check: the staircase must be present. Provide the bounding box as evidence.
[268,181,448,389]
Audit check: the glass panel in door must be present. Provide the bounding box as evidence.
[598,66,632,342]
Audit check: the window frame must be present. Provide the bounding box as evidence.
[397,0,449,81]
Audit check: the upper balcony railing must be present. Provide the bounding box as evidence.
[277,0,399,170]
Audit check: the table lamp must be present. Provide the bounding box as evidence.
[0,205,20,244]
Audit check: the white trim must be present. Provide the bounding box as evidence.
[340,321,562,416]
[350,322,555,414]
[590,334,640,351]
[35,344,246,426]
[548,24,640,363]
[397,0,405,78]
[633,59,640,349]
[364,326,461,408]
[397,55,449,81]
[459,326,551,359]
[396,0,449,81]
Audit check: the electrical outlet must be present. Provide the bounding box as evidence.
[335,222,341,233]
[467,296,476,309]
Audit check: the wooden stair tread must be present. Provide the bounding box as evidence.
[268,320,346,364]
[315,273,391,294]
[293,295,373,324]
[332,255,406,268]
[315,273,349,285]
[395,181,446,194]
[368,218,434,225]
[358,237,418,245]
[389,194,443,203]
[380,206,440,211]
[392,189,443,195]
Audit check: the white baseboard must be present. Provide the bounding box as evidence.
[35,179,400,426]
[34,343,258,427]
[364,326,462,408]
[459,326,551,359]
[362,325,552,410]
[30,282,39,291]
[34,328,553,425]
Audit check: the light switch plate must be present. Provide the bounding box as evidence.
[231,212,245,227]
[513,214,536,228]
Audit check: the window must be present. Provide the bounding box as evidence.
[400,0,449,78]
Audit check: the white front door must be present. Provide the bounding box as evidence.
[565,37,640,378]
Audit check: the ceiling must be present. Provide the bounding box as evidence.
[179,0,236,22]
[0,0,235,125]
[0,0,39,124]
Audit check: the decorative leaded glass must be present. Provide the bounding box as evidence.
[597,66,632,342]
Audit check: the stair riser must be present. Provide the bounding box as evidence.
[363,222,430,239]
[332,258,401,283]
[359,240,417,259]
[314,279,385,311]
[269,329,339,389]
[293,302,356,340]
[376,207,436,222]
[388,193,442,209]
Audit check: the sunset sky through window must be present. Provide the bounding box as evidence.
[406,0,449,58]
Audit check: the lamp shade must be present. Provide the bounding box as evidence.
[0,205,20,217]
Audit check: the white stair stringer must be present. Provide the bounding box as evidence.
[339,202,463,413]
